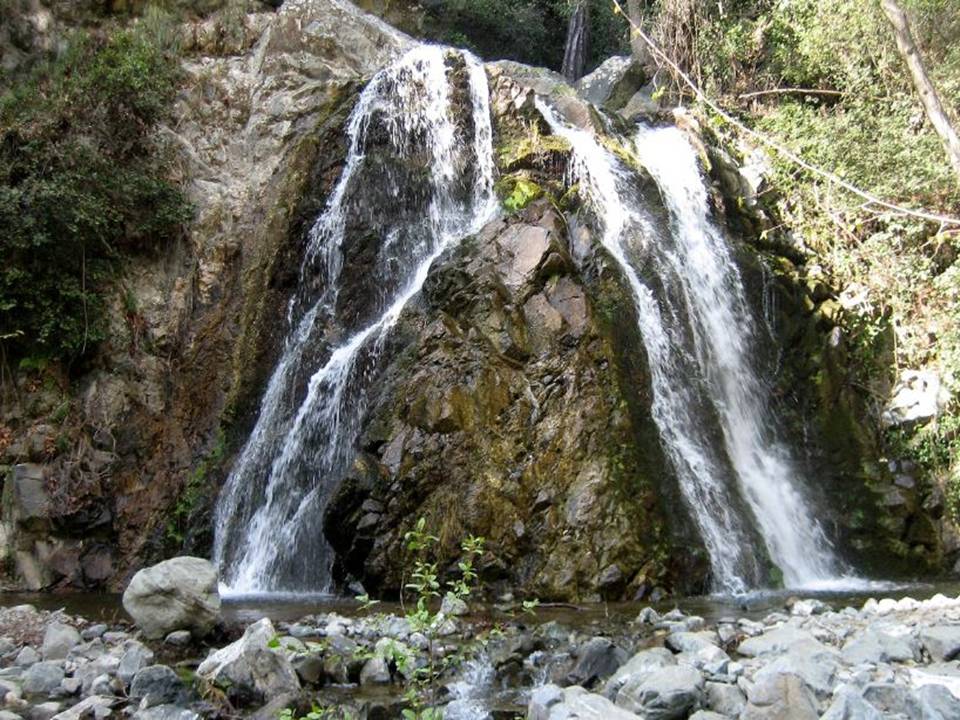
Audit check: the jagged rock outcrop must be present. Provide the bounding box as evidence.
[324,198,690,600]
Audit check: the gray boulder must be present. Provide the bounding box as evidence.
[41,624,80,661]
[753,639,839,698]
[666,631,720,654]
[916,683,960,720]
[440,595,469,617]
[860,683,921,717]
[291,654,323,684]
[742,673,818,720]
[820,687,883,720]
[80,625,108,642]
[88,675,120,697]
[49,696,116,720]
[122,557,220,639]
[129,666,183,708]
[75,656,120,695]
[22,663,65,698]
[196,618,300,700]
[604,647,676,699]
[919,626,960,662]
[15,647,40,667]
[841,627,919,664]
[737,626,817,658]
[359,656,391,686]
[25,702,61,720]
[531,684,642,720]
[705,681,746,717]
[117,641,155,687]
[131,706,198,720]
[528,684,564,720]
[617,665,704,719]
[11,464,49,527]
[567,636,627,687]
[575,55,648,111]
[163,631,191,647]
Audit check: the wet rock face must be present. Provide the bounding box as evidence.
[322,193,687,601]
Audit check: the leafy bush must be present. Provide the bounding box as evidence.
[691,0,960,523]
[0,13,190,362]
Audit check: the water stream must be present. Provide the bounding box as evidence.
[538,101,844,593]
[213,46,496,595]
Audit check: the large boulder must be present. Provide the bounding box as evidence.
[604,647,676,700]
[882,369,950,427]
[129,665,184,709]
[41,623,81,661]
[574,55,648,111]
[530,684,642,720]
[742,673,818,720]
[9,464,50,528]
[566,636,628,688]
[820,687,883,720]
[616,665,705,719]
[919,625,960,662]
[197,618,300,701]
[122,557,220,639]
[841,626,919,665]
[737,626,817,658]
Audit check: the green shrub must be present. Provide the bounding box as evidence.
[691,0,960,529]
[0,14,190,362]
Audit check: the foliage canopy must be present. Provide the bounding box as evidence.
[0,11,190,362]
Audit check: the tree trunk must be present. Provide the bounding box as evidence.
[882,0,960,181]
[562,0,590,82]
[625,0,651,66]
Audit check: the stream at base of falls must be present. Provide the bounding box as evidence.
[4,580,954,630]
[2,581,959,716]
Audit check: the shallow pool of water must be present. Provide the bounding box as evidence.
[2,578,958,629]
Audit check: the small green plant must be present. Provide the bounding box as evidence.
[355,593,380,612]
[400,518,487,716]
[278,705,354,720]
[502,177,543,212]
[166,427,226,546]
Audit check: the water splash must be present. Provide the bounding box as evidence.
[213,46,496,594]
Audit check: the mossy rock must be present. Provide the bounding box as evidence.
[495,174,543,213]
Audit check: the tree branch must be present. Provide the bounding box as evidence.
[881,0,960,181]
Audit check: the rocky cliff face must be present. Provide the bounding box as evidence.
[323,199,690,600]
[0,0,953,596]
[0,0,410,590]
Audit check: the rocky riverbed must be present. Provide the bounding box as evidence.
[1,587,960,719]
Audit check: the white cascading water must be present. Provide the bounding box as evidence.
[213,45,496,595]
[538,99,842,593]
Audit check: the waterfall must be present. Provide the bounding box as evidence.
[538,100,843,593]
[213,46,496,595]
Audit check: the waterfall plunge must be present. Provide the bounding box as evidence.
[214,41,863,595]
[539,100,847,593]
[213,46,496,595]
